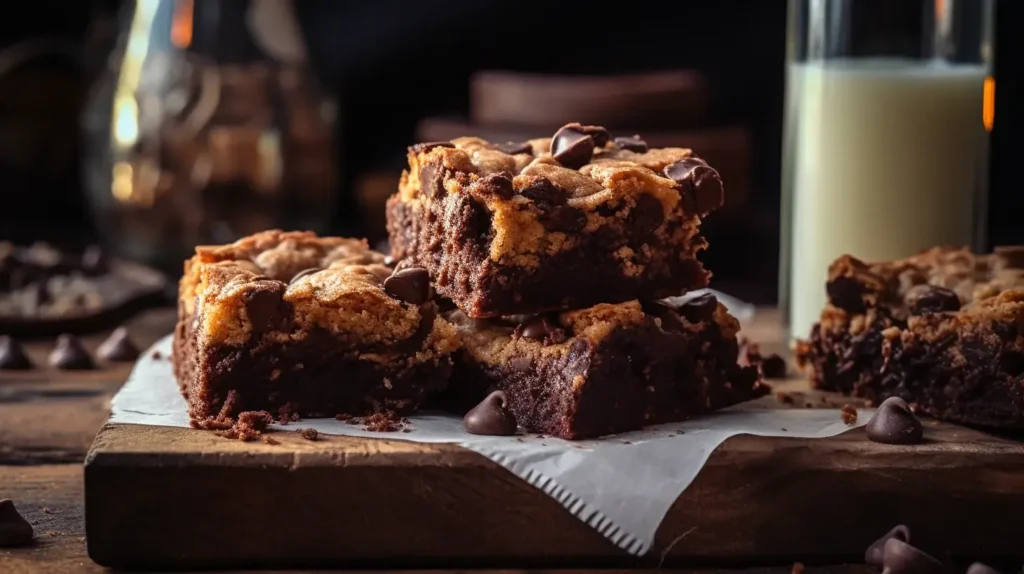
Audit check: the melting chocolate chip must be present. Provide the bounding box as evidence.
[409,141,455,154]
[677,293,719,323]
[0,336,32,370]
[908,286,961,315]
[519,177,567,207]
[760,354,788,378]
[463,390,518,436]
[495,141,533,155]
[866,525,911,566]
[476,172,515,201]
[551,124,597,170]
[289,268,320,285]
[630,194,664,239]
[544,204,587,233]
[827,277,867,313]
[518,314,567,344]
[966,563,1002,574]
[96,327,140,362]
[614,135,648,153]
[0,499,33,547]
[244,289,293,334]
[664,157,724,216]
[866,397,924,445]
[384,267,431,305]
[881,537,944,574]
[418,163,446,199]
[48,334,94,370]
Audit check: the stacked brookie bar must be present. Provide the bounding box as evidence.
[796,247,1024,429]
[173,123,766,439]
[386,123,766,439]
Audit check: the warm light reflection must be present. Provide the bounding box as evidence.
[171,0,193,48]
[983,76,995,132]
[112,162,134,202]
[113,97,139,147]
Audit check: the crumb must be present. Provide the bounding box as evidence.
[208,408,273,441]
[402,428,412,433]
[277,403,300,425]
[150,350,163,360]
[622,440,632,445]
[792,562,805,574]
[77,537,85,543]
[776,391,795,405]
[362,411,404,432]
[675,430,685,435]
[781,428,788,432]
[841,404,858,425]
[42,507,54,514]
[299,428,319,441]
[335,413,354,421]
[516,437,525,442]
[262,436,280,445]
[47,531,57,537]
[805,402,815,408]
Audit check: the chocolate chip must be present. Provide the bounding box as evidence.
[409,141,455,154]
[475,172,515,201]
[0,336,32,370]
[518,314,567,344]
[614,135,648,153]
[866,397,924,445]
[908,286,961,315]
[96,327,140,362]
[551,124,596,170]
[383,267,431,305]
[882,537,944,574]
[289,268,320,285]
[81,245,108,274]
[630,194,664,239]
[760,354,788,378]
[418,162,447,199]
[677,293,718,323]
[827,276,867,313]
[866,525,911,566]
[967,563,1002,574]
[544,204,586,233]
[664,158,724,216]
[48,334,94,370]
[244,288,293,335]
[495,141,533,155]
[581,125,611,147]
[463,390,518,436]
[0,499,34,547]
[519,177,567,207]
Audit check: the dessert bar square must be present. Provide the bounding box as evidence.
[446,295,767,439]
[386,124,724,318]
[173,230,460,427]
[796,247,1024,428]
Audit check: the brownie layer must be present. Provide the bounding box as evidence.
[797,248,1024,428]
[446,298,766,439]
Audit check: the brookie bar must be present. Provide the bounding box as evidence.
[386,123,724,318]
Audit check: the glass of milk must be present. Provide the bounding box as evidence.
[780,0,995,342]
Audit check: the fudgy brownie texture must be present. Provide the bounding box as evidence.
[173,230,461,428]
[386,124,723,318]
[796,247,1024,428]
[445,295,767,439]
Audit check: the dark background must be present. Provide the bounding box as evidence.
[1,0,1020,303]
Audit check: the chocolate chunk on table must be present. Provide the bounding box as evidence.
[463,390,518,436]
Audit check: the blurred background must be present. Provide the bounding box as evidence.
[0,0,1020,307]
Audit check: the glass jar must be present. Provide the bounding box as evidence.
[780,0,995,340]
[82,0,337,272]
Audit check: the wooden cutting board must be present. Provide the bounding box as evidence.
[82,311,1024,570]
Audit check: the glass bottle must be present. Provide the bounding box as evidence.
[82,0,337,272]
[780,0,995,341]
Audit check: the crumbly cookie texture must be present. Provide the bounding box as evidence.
[796,246,1024,428]
[444,295,767,440]
[387,124,723,318]
[173,230,460,427]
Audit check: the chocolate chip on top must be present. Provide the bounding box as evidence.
[550,123,611,170]
[409,141,455,154]
[907,285,961,315]
[495,141,533,155]
[614,135,648,153]
[516,314,568,345]
[664,157,724,216]
[473,172,515,201]
[383,267,432,305]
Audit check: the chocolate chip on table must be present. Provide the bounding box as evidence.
[289,267,321,285]
[463,390,518,436]
[881,537,944,574]
[865,524,911,566]
[966,563,1003,574]
[614,135,648,153]
[760,354,788,378]
[551,124,597,170]
[664,157,724,216]
[409,141,455,154]
[0,336,33,370]
[866,397,924,445]
[0,499,34,547]
[676,292,719,323]
[383,267,431,305]
[97,327,140,362]
[495,141,533,155]
[518,314,567,345]
[48,334,94,370]
[476,172,516,201]
[908,285,961,315]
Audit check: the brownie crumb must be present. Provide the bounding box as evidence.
[47,531,57,537]
[792,562,805,574]
[42,507,54,514]
[299,428,319,441]
[262,436,281,445]
[362,411,404,432]
[195,390,241,431]
[210,408,273,441]
[841,404,858,425]
[151,350,163,360]
[277,403,301,425]
[760,354,788,378]
[776,391,795,405]
[402,428,412,433]
[334,413,354,421]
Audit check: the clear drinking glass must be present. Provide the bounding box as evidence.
[780,0,995,341]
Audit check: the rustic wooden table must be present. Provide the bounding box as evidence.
[0,307,999,573]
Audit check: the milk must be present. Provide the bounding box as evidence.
[782,59,989,341]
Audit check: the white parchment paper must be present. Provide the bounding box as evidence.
[110,293,867,557]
